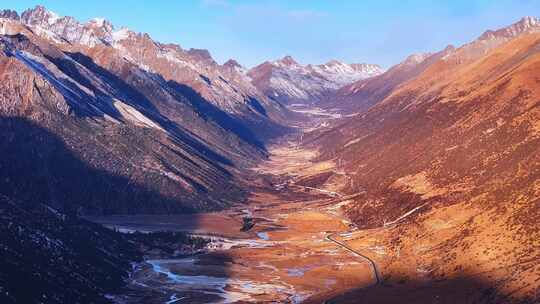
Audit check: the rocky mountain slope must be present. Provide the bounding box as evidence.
[5,5,290,134]
[327,16,540,114]
[20,6,286,119]
[323,47,454,113]
[304,17,540,302]
[248,55,383,104]
[0,6,295,215]
[0,6,293,303]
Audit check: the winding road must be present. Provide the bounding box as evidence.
[284,170,382,288]
[325,232,382,286]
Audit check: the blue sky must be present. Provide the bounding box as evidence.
[8,0,540,68]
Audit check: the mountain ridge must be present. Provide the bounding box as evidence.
[248,55,383,104]
[0,6,288,215]
[302,21,540,303]
[326,16,540,114]
[1,5,292,131]
[1,6,540,303]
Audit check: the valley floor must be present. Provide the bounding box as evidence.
[93,137,385,303]
[94,134,538,304]
[92,107,539,304]
[88,116,538,304]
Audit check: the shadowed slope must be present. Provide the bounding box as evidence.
[0,33,252,214]
[314,275,538,304]
[0,195,141,304]
[0,196,216,304]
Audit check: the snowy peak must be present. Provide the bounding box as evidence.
[17,6,152,48]
[111,27,133,42]
[21,5,60,26]
[320,59,377,71]
[478,16,540,41]
[19,5,117,47]
[351,63,384,73]
[249,56,383,104]
[21,6,112,34]
[87,17,113,33]
[0,9,19,21]
[311,60,383,79]
[88,17,108,27]
[313,59,351,73]
[324,59,343,66]
[319,59,383,74]
[518,16,539,27]
[522,16,540,26]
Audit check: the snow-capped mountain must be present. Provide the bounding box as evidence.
[19,5,114,47]
[248,55,383,104]
[0,5,296,217]
[1,6,288,123]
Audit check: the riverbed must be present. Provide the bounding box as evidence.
[93,144,375,303]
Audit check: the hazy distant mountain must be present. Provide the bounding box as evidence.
[248,55,383,104]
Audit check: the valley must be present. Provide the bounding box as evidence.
[1,5,539,304]
[91,85,540,303]
[92,125,378,303]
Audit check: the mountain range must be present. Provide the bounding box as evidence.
[0,6,294,215]
[248,55,383,104]
[326,16,540,113]
[1,5,539,304]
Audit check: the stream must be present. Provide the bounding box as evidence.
[100,219,312,304]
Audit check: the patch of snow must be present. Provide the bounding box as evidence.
[31,26,63,44]
[165,294,186,304]
[112,27,130,42]
[91,17,106,27]
[113,99,163,130]
[47,10,60,25]
[256,232,270,241]
[157,50,198,70]
[14,51,88,107]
